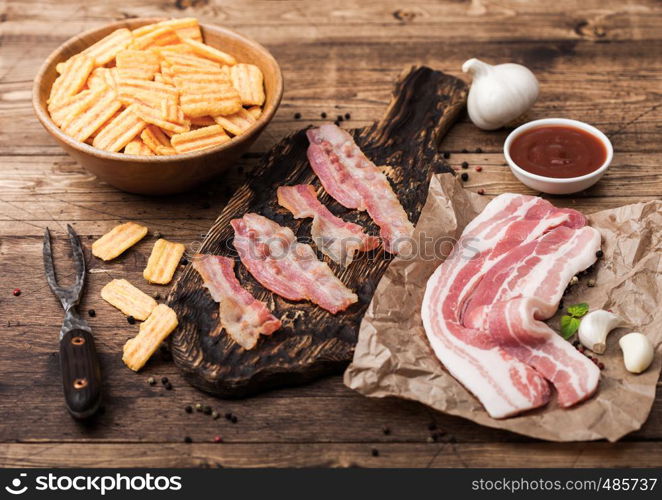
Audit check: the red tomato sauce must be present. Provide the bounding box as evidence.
[510,126,607,178]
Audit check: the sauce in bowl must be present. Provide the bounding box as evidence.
[509,125,607,178]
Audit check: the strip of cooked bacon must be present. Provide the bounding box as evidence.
[306,124,414,255]
[277,184,380,267]
[230,213,358,314]
[192,254,281,350]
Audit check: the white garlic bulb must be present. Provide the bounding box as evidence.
[462,58,540,130]
[578,310,623,354]
[619,333,655,374]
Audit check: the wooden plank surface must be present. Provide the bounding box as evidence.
[0,0,661,468]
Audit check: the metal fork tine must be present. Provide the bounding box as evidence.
[43,227,62,295]
[67,224,86,301]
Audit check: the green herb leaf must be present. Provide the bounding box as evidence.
[560,315,581,339]
[567,302,589,318]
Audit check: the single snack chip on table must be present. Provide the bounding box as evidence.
[143,238,186,284]
[122,304,178,371]
[92,221,148,261]
[101,278,157,320]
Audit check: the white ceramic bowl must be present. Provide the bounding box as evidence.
[503,118,613,195]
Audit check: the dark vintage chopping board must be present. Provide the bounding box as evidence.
[167,66,467,397]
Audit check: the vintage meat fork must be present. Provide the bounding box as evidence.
[43,224,102,419]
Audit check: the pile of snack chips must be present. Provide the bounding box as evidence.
[93,221,185,371]
[47,18,265,155]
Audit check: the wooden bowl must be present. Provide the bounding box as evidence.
[33,18,283,195]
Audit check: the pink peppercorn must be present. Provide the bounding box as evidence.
[12,288,21,296]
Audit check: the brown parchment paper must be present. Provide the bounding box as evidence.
[344,173,662,442]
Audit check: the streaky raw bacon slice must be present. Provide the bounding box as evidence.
[192,254,281,349]
[231,213,358,314]
[422,194,601,418]
[277,184,380,267]
[306,124,414,254]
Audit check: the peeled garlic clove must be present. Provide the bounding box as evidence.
[619,333,654,374]
[462,58,539,131]
[578,309,622,354]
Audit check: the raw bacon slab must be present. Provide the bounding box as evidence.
[231,213,358,314]
[422,194,601,418]
[307,124,414,254]
[277,184,379,267]
[192,254,281,350]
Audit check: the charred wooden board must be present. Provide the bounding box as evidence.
[167,66,467,397]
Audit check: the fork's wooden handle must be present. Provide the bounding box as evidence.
[60,329,102,419]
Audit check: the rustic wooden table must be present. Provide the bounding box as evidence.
[1,0,660,468]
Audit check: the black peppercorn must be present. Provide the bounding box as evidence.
[185,405,193,413]
[180,257,188,266]
[382,426,391,436]
[443,152,450,159]
[461,173,469,182]
[596,250,604,258]
[336,115,343,122]
[231,415,238,423]
[203,406,212,415]
[294,112,301,119]
[344,113,351,120]
[427,422,437,431]
[461,161,469,169]
[88,309,96,317]
[184,436,192,443]
[321,112,327,119]
[476,147,483,153]
[127,315,135,324]
[161,376,168,384]
[165,382,173,390]
[371,448,379,457]
[225,412,232,420]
